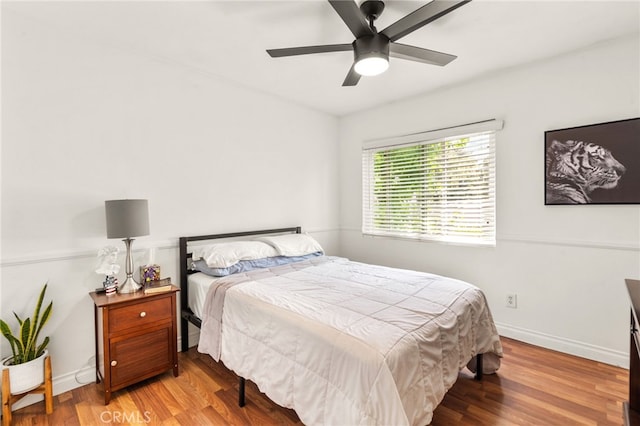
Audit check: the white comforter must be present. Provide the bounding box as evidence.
[198,256,502,426]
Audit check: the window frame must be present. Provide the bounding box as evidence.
[362,119,503,247]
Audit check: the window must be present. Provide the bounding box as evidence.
[362,120,503,246]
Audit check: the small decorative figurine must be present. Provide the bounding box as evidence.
[96,246,120,296]
[96,246,121,276]
[103,275,118,296]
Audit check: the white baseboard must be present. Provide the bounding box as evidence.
[181,330,201,352]
[496,322,629,368]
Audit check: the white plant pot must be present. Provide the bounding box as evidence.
[1,349,48,395]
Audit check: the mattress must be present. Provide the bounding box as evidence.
[187,271,217,320]
[196,256,502,425]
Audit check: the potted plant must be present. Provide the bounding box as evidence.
[0,283,53,394]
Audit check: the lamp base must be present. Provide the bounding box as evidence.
[118,276,142,294]
[118,237,142,294]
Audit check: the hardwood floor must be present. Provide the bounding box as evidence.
[8,337,628,425]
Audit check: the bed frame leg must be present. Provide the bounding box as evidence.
[239,377,246,407]
[474,353,483,381]
[180,317,189,353]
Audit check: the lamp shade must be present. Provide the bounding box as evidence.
[105,199,150,239]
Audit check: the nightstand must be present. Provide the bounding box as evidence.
[89,285,179,404]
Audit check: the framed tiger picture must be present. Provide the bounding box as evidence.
[545,117,640,205]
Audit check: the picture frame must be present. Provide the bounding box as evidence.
[544,117,640,205]
[140,264,161,283]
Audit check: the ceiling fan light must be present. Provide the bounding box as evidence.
[354,55,389,76]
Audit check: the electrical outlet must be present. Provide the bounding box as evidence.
[506,293,517,308]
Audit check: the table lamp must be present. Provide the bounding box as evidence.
[105,199,150,293]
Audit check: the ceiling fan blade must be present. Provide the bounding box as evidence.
[389,42,457,66]
[328,0,374,39]
[267,43,353,58]
[381,0,471,42]
[342,64,361,86]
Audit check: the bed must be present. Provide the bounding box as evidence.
[179,227,502,425]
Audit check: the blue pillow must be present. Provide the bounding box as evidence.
[194,252,322,277]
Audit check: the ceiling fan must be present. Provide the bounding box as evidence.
[267,0,471,86]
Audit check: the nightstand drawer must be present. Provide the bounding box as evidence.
[108,296,172,334]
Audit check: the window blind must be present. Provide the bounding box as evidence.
[362,121,501,246]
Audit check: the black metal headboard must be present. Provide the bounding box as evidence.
[178,226,301,352]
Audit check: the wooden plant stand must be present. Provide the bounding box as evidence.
[1,355,53,426]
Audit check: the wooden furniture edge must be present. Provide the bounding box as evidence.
[624,278,640,425]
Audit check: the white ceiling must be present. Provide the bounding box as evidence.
[5,0,640,116]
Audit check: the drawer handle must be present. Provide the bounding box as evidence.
[111,360,117,367]
[139,311,146,318]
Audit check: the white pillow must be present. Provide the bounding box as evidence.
[191,241,278,268]
[257,234,324,257]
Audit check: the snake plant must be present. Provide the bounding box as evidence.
[0,283,53,365]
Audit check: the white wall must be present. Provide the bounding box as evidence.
[338,34,640,367]
[2,2,638,411]
[0,6,339,403]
